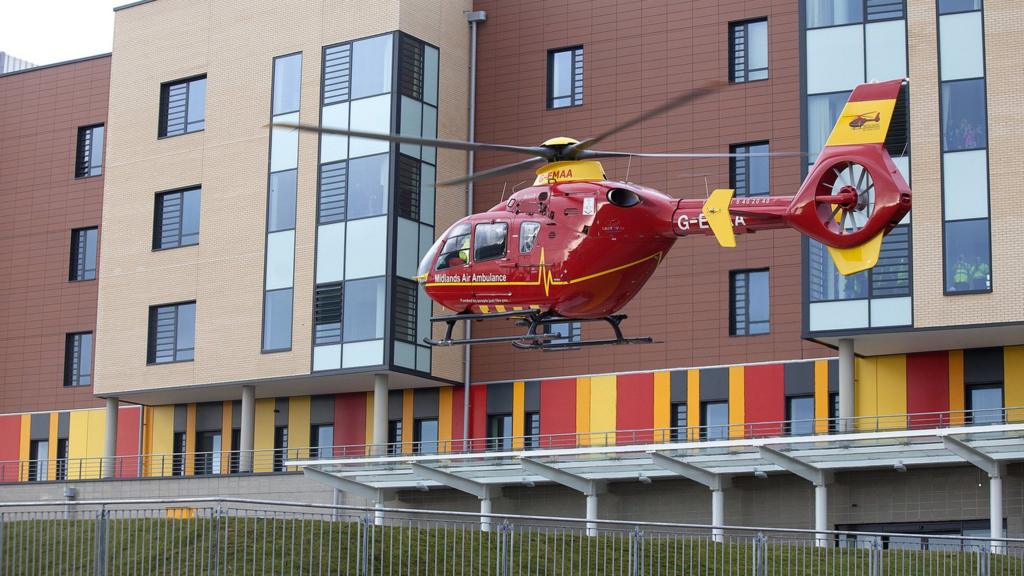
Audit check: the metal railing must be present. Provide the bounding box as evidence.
[0,497,1021,575]
[3,407,1021,484]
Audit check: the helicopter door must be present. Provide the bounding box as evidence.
[516,220,543,269]
[471,220,513,303]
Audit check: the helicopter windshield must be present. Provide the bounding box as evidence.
[417,221,472,280]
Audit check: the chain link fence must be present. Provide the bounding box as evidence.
[0,498,1021,575]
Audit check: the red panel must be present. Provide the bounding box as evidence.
[0,415,20,482]
[539,378,576,449]
[115,406,141,478]
[907,352,950,428]
[617,373,654,445]
[334,393,366,456]
[451,386,466,451]
[470,385,488,452]
[744,364,785,437]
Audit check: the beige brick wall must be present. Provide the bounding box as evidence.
[907,0,1024,329]
[96,0,469,395]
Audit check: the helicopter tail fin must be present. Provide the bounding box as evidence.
[825,232,885,275]
[702,189,736,248]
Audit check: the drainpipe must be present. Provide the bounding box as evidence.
[463,9,487,449]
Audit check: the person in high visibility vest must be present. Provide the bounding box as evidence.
[952,256,970,291]
[971,256,990,290]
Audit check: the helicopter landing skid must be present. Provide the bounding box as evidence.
[424,311,653,351]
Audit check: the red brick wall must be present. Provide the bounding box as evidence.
[468,0,830,382]
[0,56,110,412]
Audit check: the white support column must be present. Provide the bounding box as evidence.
[943,436,1006,553]
[303,467,389,526]
[102,398,118,479]
[372,374,388,456]
[711,488,725,543]
[480,497,492,533]
[374,500,385,526]
[814,483,828,547]
[838,339,855,432]
[585,494,599,537]
[239,385,255,473]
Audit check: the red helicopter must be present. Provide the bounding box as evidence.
[282,79,910,350]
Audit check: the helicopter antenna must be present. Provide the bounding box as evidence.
[624,154,633,182]
[499,181,508,204]
[512,180,529,193]
[704,176,711,199]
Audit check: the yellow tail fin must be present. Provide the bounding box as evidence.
[702,189,736,248]
[827,231,885,275]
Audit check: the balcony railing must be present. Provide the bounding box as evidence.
[2,406,1020,484]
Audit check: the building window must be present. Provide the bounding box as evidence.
[75,124,104,178]
[730,19,768,83]
[487,414,513,451]
[314,283,343,345]
[786,396,816,436]
[310,424,334,459]
[966,384,1003,425]
[828,392,840,432]
[730,142,770,197]
[414,419,439,454]
[343,277,385,342]
[806,0,905,29]
[939,0,981,14]
[153,188,201,249]
[548,46,583,109]
[28,440,49,482]
[195,431,221,476]
[393,277,418,344]
[230,428,241,473]
[547,321,581,345]
[701,401,729,441]
[262,288,293,352]
[69,227,98,281]
[273,426,288,471]
[64,332,93,387]
[147,302,196,364]
[387,420,403,454]
[55,438,69,481]
[524,412,541,449]
[171,432,186,476]
[670,402,688,441]
[730,269,770,336]
[159,75,206,137]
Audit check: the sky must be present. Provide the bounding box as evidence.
[2,0,116,66]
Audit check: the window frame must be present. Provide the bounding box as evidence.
[730,268,771,336]
[729,18,769,84]
[387,419,403,454]
[153,186,201,250]
[700,401,730,441]
[158,74,207,138]
[730,141,770,197]
[805,0,907,30]
[272,425,288,471]
[63,331,93,387]
[69,227,98,282]
[487,413,514,451]
[413,418,439,454]
[146,301,196,365]
[670,402,688,441]
[524,412,541,449]
[785,395,816,436]
[965,383,1003,425]
[74,124,104,178]
[547,46,584,109]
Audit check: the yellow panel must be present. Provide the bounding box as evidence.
[253,399,275,473]
[686,370,700,440]
[438,387,452,452]
[147,405,175,477]
[402,389,414,455]
[589,375,616,446]
[220,401,232,474]
[85,409,108,480]
[854,357,877,431]
[364,393,374,454]
[576,377,591,446]
[66,411,90,480]
[18,415,30,482]
[702,189,736,248]
[1004,346,1024,422]
[512,381,525,449]
[288,396,311,464]
[875,355,907,430]
[532,160,605,185]
[653,372,671,443]
[948,351,965,426]
[48,413,59,481]
[814,360,830,434]
[728,367,745,438]
[825,98,897,146]
[184,404,196,476]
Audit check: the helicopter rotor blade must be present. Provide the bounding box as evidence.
[578,149,808,159]
[272,121,554,158]
[436,156,548,187]
[564,81,725,157]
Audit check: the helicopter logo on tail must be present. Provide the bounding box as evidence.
[847,111,881,129]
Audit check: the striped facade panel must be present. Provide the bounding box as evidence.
[539,378,575,448]
[814,360,830,434]
[512,381,525,449]
[906,352,950,428]
[402,389,414,454]
[334,392,367,453]
[744,364,784,437]
[728,366,744,439]
[1006,346,1024,422]
[115,406,141,478]
[616,373,654,444]
[145,405,175,477]
[589,375,616,446]
[67,409,106,479]
[253,399,276,472]
[855,355,908,430]
[469,384,487,451]
[289,396,311,460]
[451,386,466,450]
[948,350,966,425]
[439,387,453,450]
[576,377,591,445]
[0,415,20,482]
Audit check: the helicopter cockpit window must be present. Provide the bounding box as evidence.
[474,222,508,262]
[417,237,443,280]
[519,221,541,254]
[435,223,471,270]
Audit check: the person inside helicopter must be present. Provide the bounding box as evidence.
[433,223,471,270]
